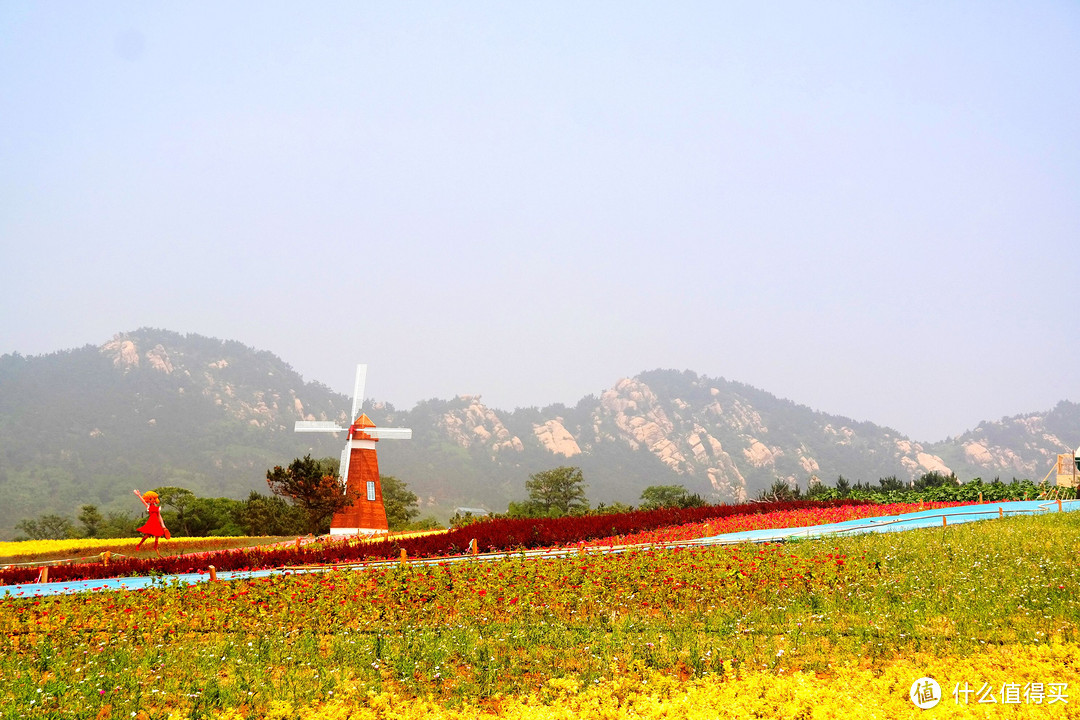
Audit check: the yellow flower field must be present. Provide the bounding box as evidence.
[115,645,1080,719]
[0,536,289,565]
[0,529,446,564]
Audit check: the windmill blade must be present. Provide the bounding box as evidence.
[350,364,368,422]
[340,445,351,490]
[294,421,347,432]
[367,427,412,440]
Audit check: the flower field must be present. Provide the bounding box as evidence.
[1,507,1077,718]
[0,500,873,586]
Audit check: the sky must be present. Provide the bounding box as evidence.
[1,2,1077,443]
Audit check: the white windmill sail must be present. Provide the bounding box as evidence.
[350,364,368,424]
[366,427,412,439]
[340,445,351,488]
[295,421,347,432]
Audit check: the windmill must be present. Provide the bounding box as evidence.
[295,364,412,535]
[1038,442,1080,490]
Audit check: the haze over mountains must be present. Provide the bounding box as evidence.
[1,328,1076,540]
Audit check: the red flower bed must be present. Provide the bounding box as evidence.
[0,499,872,586]
[584,501,966,546]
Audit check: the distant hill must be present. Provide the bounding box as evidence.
[0,328,1076,539]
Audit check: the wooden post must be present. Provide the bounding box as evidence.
[100,551,111,567]
[400,548,408,563]
[38,566,48,583]
[1058,498,1063,512]
[978,492,983,503]
[469,538,478,556]
[208,565,217,582]
[998,507,1003,519]
[942,515,947,527]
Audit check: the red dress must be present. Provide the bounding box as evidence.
[138,504,171,539]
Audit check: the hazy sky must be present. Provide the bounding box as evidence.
[2,3,1077,443]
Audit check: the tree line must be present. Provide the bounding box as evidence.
[14,454,435,541]
[757,471,1072,502]
[19,460,1056,541]
[451,465,707,527]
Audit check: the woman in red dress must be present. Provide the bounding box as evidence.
[133,489,171,557]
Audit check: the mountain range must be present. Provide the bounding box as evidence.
[0,328,1076,539]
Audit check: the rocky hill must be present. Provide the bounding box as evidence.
[0,328,1076,539]
[929,404,1080,482]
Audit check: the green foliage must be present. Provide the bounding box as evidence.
[14,514,76,541]
[183,497,245,537]
[822,474,1073,503]
[912,470,957,490]
[877,475,906,492]
[639,484,705,510]
[758,478,802,502]
[266,455,353,534]
[449,510,486,529]
[239,491,306,536]
[402,515,443,531]
[522,466,589,517]
[805,478,833,499]
[504,500,555,519]
[381,475,420,531]
[592,501,635,514]
[77,505,104,538]
[153,486,197,535]
[12,475,433,539]
[834,475,851,496]
[13,490,315,540]
[98,510,139,538]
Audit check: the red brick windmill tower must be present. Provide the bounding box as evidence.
[295,364,412,536]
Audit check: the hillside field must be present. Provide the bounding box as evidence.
[0,508,1077,718]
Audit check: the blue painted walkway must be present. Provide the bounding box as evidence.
[0,567,303,599]
[4,499,1077,599]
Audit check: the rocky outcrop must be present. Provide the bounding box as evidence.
[944,407,1079,479]
[145,344,173,373]
[823,424,856,444]
[724,400,769,435]
[598,378,690,472]
[534,419,581,457]
[798,453,820,475]
[889,440,952,476]
[440,397,524,455]
[743,438,780,467]
[101,336,140,369]
[960,440,1033,474]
